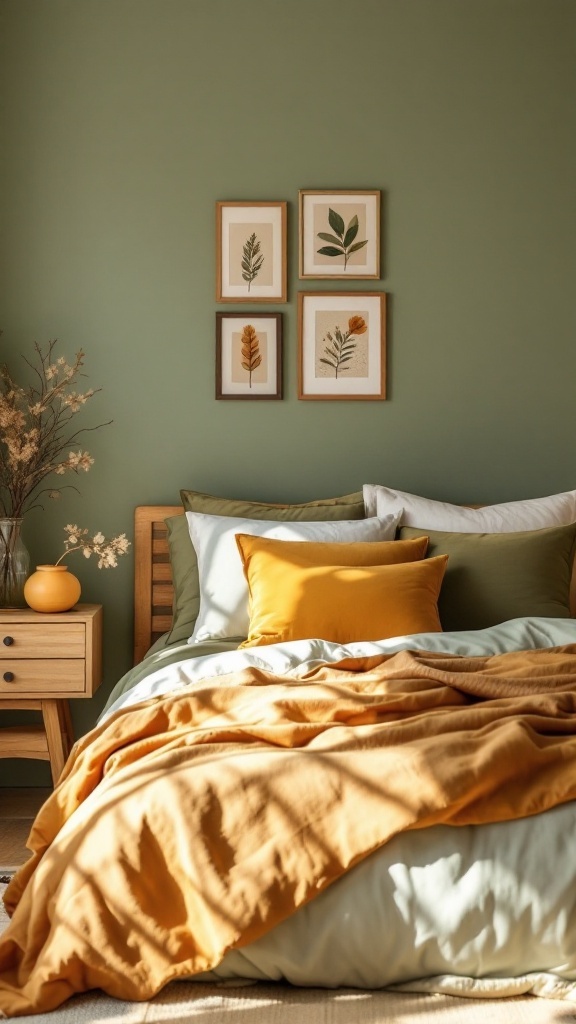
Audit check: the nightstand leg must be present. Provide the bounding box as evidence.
[59,700,74,757]
[41,700,72,786]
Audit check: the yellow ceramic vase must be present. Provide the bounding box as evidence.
[24,564,82,613]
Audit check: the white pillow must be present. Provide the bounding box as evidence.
[186,510,402,643]
[363,484,576,532]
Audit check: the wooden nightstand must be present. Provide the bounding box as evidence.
[0,604,102,786]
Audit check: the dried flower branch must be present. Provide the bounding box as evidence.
[56,525,131,569]
[319,315,368,378]
[0,338,111,518]
[240,324,262,388]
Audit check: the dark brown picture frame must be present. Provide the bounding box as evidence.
[216,312,283,400]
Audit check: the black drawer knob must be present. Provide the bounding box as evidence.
[3,636,13,646]
[3,671,14,682]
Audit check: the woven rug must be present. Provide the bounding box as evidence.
[1,880,576,1023]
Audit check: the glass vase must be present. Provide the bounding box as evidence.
[0,517,31,608]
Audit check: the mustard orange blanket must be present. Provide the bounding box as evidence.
[3,646,576,1016]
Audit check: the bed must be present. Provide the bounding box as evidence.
[3,484,576,1017]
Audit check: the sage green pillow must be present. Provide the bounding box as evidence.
[167,490,365,644]
[179,488,365,520]
[400,523,576,631]
[166,513,202,645]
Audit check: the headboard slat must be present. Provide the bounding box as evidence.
[152,562,172,582]
[151,614,173,635]
[134,505,182,664]
[152,583,173,606]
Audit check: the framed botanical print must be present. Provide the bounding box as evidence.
[216,312,282,400]
[216,201,287,302]
[298,292,386,400]
[299,189,380,279]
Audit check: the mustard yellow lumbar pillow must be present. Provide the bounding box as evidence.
[236,532,429,572]
[235,534,447,647]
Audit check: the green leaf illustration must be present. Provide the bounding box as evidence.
[328,208,345,237]
[320,316,368,378]
[317,232,345,247]
[348,239,369,254]
[321,325,356,378]
[241,233,265,292]
[317,246,345,257]
[343,215,359,247]
[317,210,368,270]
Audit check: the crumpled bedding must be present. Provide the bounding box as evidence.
[3,624,576,1015]
[200,802,576,1001]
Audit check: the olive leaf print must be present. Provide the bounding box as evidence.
[241,232,265,291]
[319,316,368,378]
[240,324,262,387]
[317,209,368,270]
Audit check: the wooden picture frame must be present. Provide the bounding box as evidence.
[298,292,386,401]
[299,189,380,279]
[216,201,287,302]
[216,312,282,400]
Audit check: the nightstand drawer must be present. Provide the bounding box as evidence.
[0,623,85,659]
[0,659,85,694]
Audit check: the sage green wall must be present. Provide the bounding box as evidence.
[0,0,575,783]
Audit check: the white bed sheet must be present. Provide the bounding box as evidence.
[102,616,576,721]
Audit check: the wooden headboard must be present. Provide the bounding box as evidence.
[134,505,182,664]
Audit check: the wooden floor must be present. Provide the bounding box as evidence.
[0,788,50,871]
